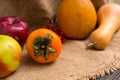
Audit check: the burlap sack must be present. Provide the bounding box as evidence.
[0,0,61,28]
[1,0,120,80]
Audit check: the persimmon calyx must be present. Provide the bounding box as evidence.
[33,34,56,60]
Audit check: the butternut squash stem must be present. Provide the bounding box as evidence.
[86,42,96,49]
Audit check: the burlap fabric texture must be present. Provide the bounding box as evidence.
[1,0,120,80]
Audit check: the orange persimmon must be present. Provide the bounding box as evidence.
[26,28,62,63]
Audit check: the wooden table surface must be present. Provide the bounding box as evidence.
[97,69,120,80]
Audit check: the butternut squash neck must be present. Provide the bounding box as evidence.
[87,3,120,50]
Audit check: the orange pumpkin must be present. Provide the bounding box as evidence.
[57,0,97,39]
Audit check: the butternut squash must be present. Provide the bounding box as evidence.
[87,3,120,50]
[56,0,97,39]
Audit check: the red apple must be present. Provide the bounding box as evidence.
[0,16,29,47]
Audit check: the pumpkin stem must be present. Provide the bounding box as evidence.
[33,34,56,60]
[86,42,96,49]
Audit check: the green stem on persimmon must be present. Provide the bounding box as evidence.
[33,34,56,60]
